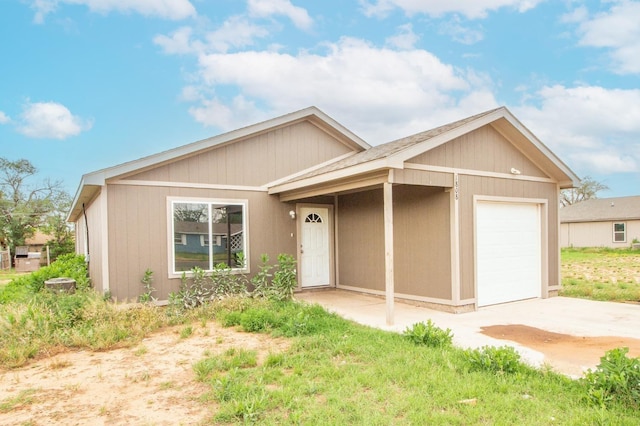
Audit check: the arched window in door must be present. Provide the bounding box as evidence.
[305,213,323,223]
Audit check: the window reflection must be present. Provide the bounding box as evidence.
[172,201,245,273]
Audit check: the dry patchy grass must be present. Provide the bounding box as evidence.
[560,248,640,302]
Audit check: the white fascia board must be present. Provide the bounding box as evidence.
[309,108,371,150]
[91,107,369,184]
[392,108,507,164]
[498,112,580,185]
[268,157,393,194]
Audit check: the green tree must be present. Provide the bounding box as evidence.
[0,157,68,262]
[560,176,609,207]
[42,191,75,262]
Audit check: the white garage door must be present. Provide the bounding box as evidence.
[476,201,541,307]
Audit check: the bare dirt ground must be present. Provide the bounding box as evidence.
[482,324,640,376]
[0,323,290,426]
[3,320,640,425]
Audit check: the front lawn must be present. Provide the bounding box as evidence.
[2,252,639,423]
[2,296,638,424]
[560,248,640,303]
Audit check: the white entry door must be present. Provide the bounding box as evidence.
[476,201,542,307]
[300,207,331,287]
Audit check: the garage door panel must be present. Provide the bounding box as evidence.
[476,202,541,307]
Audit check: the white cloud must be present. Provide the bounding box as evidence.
[385,23,419,50]
[248,0,313,30]
[515,85,640,174]
[17,101,92,139]
[154,27,202,55]
[155,18,269,55]
[560,5,588,24]
[30,0,196,23]
[360,0,543,19]
[185,37,498,143]
[573,1,640,74]
[0,111,10,124]
[205,16,270,53]
[570,152,637,174]
[438,15,484,44]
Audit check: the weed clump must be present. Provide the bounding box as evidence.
[583,347,640,409]
[463,345,525,374]
[403,320,453,347]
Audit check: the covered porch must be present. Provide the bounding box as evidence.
[271,167,456,325]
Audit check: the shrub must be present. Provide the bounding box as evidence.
[139,269,156,304]
[169,253,297,310]
[250,254,273,299]
[270,254,297,301]
[463,345,524,374]
[403,320,453,347]
[0,254,89,304]
[172,267,214,310]
[583,347,640,409]
[211,263,249,298]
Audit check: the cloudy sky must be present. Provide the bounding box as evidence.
[1,0,639,198]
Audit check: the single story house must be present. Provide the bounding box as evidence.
[560,196,640,248]
[68,106,579,321]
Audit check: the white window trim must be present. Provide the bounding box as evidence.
[167,196,249,278]
[175,234,187,245]
[613,222,626,243]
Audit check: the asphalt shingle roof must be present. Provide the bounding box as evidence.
[560,196,640,222]
[287,107,502,183]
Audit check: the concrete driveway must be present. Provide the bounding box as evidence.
[295,290,640,377]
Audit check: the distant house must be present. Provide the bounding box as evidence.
[68,106,578,317]
[560,196,640,248]
[25,231,50,257]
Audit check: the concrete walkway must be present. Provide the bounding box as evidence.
[295,289,640,377]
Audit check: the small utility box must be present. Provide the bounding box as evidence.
[45,278,76,294]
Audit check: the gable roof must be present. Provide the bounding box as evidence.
[560,196,640,223]
[269,106,580,195]
[68,106,369,222]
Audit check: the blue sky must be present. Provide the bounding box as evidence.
[1,0,639,199]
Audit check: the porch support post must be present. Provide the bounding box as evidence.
[383,182,395,326]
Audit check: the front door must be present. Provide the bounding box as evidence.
[299,206,331,287]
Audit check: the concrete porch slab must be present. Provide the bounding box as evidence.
[295,289,640,377]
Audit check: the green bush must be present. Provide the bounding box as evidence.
[0,254,89,304]
[169,253,297,311]
[403,320,453,347]
[270,254,297,301]
[583,347,640,409]
[463,345,524,374]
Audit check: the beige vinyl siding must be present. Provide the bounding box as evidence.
[457,175,559,300]
[123,122,354,186]
[106,183,297,301]
[410,126,548,179]
[392,168,453,187]
[337,189,385,292]
[393,186,452,299]
[560,220,640,248]
[76,191,105,293]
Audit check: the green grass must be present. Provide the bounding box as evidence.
[196,300,638,425]
[1,291,637,424]
[561,248,640,302]
[0,269,29,286]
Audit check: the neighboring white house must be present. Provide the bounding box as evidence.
[560,196,640,248]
